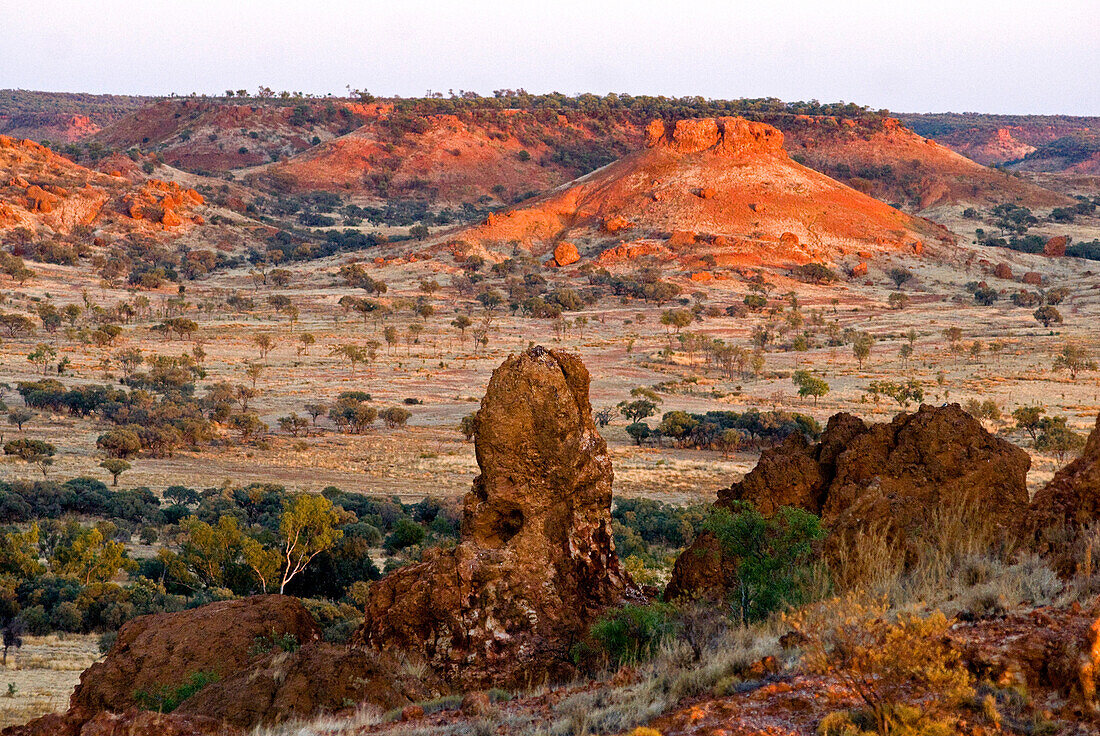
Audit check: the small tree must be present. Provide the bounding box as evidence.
[619,399,658,423]
[97,429,142,459]
[1053,344,1097,380]
[3,439,55,477]
[278,495,343,594]
[887,268,914,289]
[304,403,328,424]
[852,333,874,369]
[1,618,25,666]
[792,370,829,405]
[1035,416,1085,460]
[7,410,33,432]
[1012,406,1045,442]
[100,459,131,487]
[27,344,57,375]
[451,315,472,343]
[380,406,411,428]
[1034,305,1063,328]
[458,413,479,441]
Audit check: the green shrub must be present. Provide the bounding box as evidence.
[587,602,680,666]
[703,504,826,624]
[133,670,219,713]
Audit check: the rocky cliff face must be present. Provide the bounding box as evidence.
[667,404,1031,600]
[356,346,639,688]
[644,117,786,156]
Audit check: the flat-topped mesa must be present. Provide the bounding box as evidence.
[356,347,638,688]
[644,117,786,156]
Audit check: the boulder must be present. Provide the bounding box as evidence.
[175,643,426,729]
[667,230,697,247]
[779,232,800,248]
[552,241,580,267]
[821,404,1030,548]
[666,405,1031,600]
[699,187,716,199]
[356,347,639,687]
[601,215,633,234]
[1045,235,1069,257]
[1023,271,1043,285]
[994,262,1014,279]
[851,261,868,277]
[72,596,320,715]
[161,208,182,227]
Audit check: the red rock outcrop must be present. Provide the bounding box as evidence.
[552,241,580,267]
[595,240,674,265]
[175,643,427,729]
[356,347,639,687]
[994,262,1014,279]
[1023,271,1044,285]
[1045,235,1069,257]
[667,405,1031,600]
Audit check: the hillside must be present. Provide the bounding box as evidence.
[0,134,206,238]
[778,115,1068,209]
[902,112,1100,175]
[52,94,1066,216]
[0,89,152,143]
[256,109,637,203]
[454,116,953,269]
[91,98,373,173]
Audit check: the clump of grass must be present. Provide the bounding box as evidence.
[133,670,219,713]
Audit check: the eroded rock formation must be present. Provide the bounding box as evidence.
[6,595,425,734]
[356,346,638,687]
[667,405,1031,600]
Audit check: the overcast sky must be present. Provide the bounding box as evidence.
[3,0,1097,115]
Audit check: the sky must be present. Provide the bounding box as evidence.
[3,0,1098,115]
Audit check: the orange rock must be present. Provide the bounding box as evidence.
[851,262,868,277]
[912,241,924,255]
[699,187,716,199]
[596,241,674,265]
[553,241,580,267]
[993,263,1013,279]
[1045,235,1068,257]
[1022,271,1043,285]
[400,705,425,721]
[162,208,182,227]
[668,230,697,247]
[779,232,800,248]
[690,271,714,282]
[602,215,634,234]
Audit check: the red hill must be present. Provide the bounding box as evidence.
[0,134,205,237]
[455,117,953,268]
